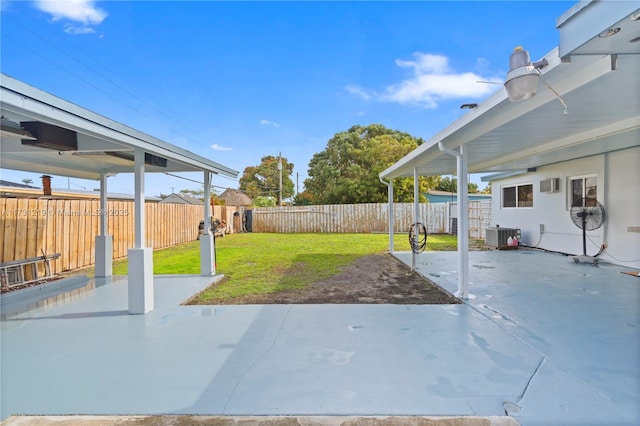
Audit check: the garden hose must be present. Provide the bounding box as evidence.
[409,222,427,254]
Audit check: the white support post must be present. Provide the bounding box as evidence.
[412,168,419,270]
[438,141,470,300]
[457,145,469,299]
[128,149,154,314]
[380,176,394,253]
[388,179,394,253]
[95,173,112,277]
[200,171,216,276]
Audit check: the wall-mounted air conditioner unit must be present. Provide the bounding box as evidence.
[539,178,560,193]
[485,227,521,249]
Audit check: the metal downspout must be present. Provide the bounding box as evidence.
[412,168,419,271]
[438,141,469,299]
[379,176,394,253]
[602,152,609,249]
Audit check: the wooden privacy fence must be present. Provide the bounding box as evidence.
[0,198,237,274]
[450,200,492,240]
[1,198,490,275]
[251,203,451,234]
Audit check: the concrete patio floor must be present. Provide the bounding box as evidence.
[1,249,638,425]
[394,249,639,425]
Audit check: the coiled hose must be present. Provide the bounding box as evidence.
[409,222,427,254]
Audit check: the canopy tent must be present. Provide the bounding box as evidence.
[379,1,640,299]
[1,74,239,313]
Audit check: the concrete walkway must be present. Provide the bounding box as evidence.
[1,250,638,425]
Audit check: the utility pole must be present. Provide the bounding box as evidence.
[278,152,283,207]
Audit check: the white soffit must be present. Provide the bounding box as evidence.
[557,0,640,58]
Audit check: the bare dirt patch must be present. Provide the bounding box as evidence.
[218,253,461,305]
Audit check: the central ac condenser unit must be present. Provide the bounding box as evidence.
[485,227,521,249]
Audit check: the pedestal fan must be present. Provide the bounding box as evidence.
[569,198,606,265]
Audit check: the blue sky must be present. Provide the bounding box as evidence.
[1,0,572,197]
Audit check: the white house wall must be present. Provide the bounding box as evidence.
[490,146,639,270]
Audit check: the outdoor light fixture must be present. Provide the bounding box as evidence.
[504,47,549,101]
[598,27,621,38]
[504,46,568,114]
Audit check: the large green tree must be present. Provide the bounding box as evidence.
[435,177,479,194]
[239,155,295,204]
[304,124,438,204]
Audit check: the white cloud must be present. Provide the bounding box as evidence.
[347,52,502,109]
[345,85,372,101]
[211,144,232,152]
[395,53,449,74]
[475,57,492,73]
[34,0,107,25]
[63,24,96,35]
[260,119,280,128]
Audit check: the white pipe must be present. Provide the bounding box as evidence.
[437,141,459,159]
[458,145,469,299]
[412,168,419,270]
[379,176,394,253]
[438,141,469,299]
[602,152,609,249]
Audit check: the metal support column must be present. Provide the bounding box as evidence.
[200,171,216,276]
[380,176,394,253]
[412,168,419,271]
[128,148,154,314]
[388,179,394,253]
[95,173,112,277]
[438,141,470,299]
[457,145,469,299]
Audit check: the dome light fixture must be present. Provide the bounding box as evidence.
[504,47,549,101]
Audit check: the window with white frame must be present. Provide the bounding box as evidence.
[569,175,597,207]
[502,183,533,208]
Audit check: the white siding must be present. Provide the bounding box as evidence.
[489,146,640,269]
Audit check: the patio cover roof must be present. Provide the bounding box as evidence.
[0,73,238,181]
[380,1,640,180]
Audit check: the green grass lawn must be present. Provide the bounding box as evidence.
[109,233,462,303]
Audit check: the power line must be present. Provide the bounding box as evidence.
[3,11,232,158]
[162,172,232,191]
[2,34,146,115]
